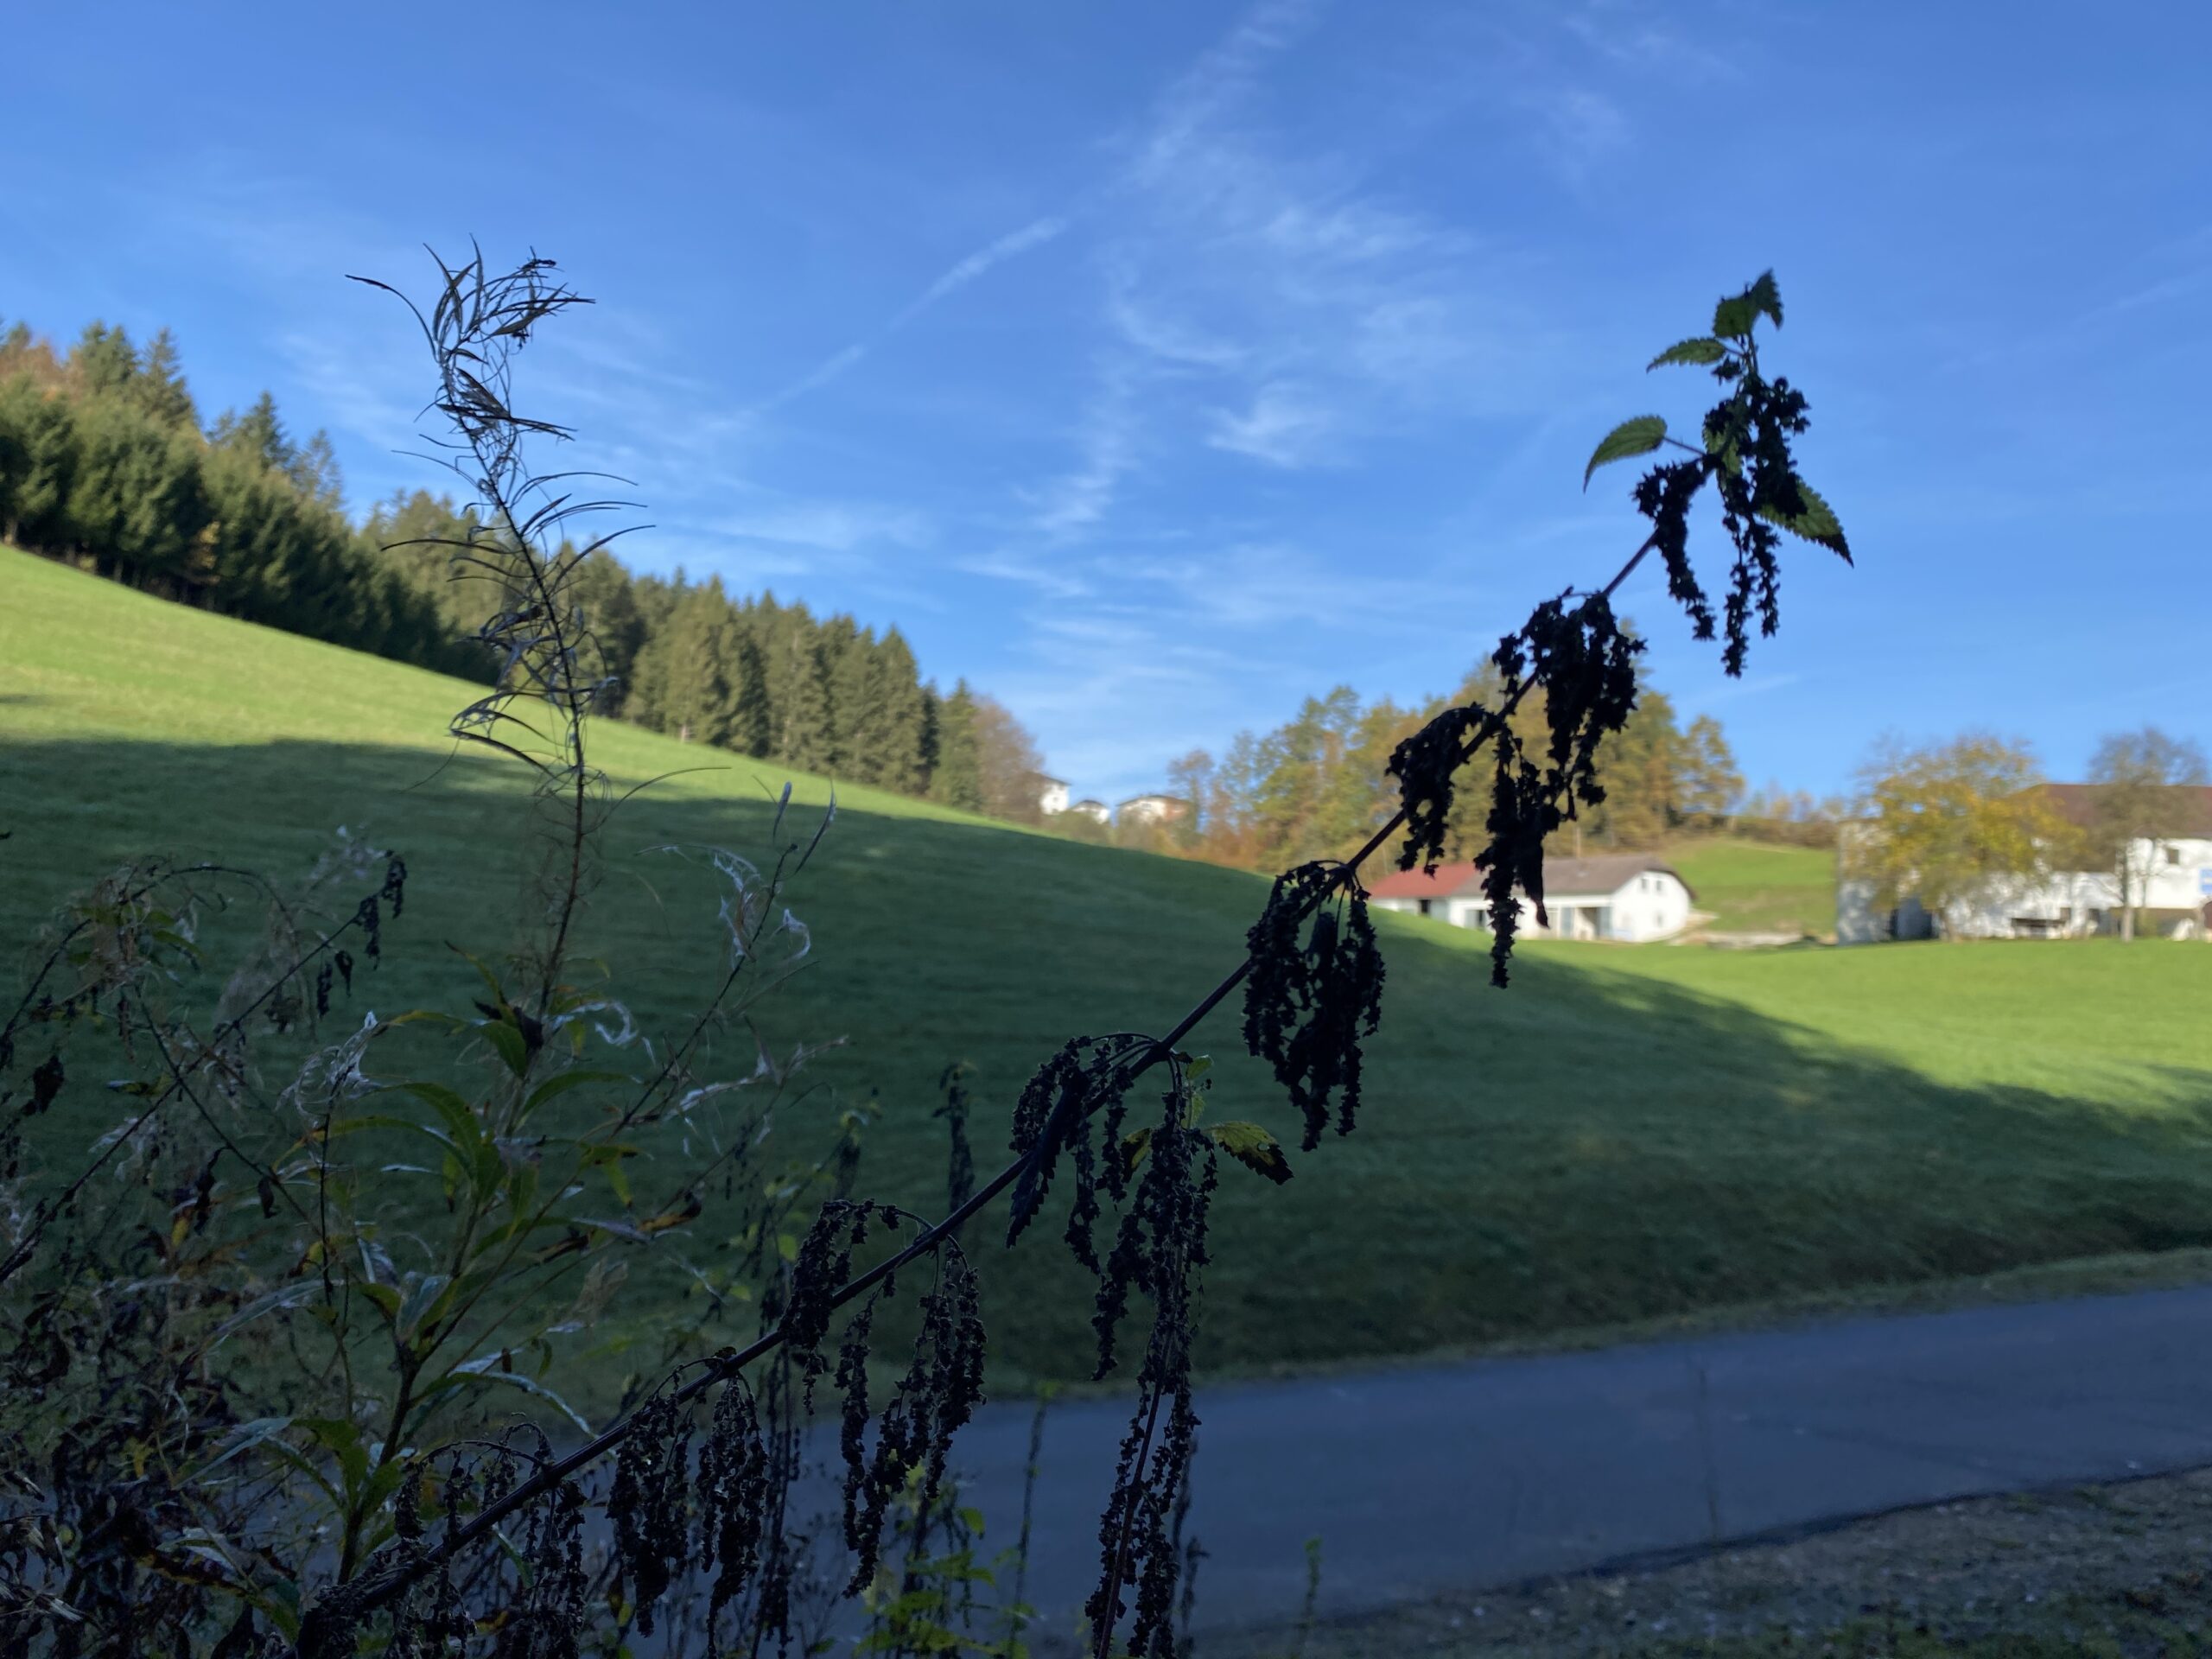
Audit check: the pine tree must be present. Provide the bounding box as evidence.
[568,549,645,714]
[69,322,137,397]
[766,603,834,772]
[64,397,209,587]
[927,680,985,813]
[871,627,929,795]
[289,429,345,512]
[917,683,944,796]
[0,375,78,548]
[723,607,772,758]
[135,328,198,429]
[820,614,870,778]
[214,391,293,474]
[629,581,741,746]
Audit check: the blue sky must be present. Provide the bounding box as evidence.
[5,1,2207,804]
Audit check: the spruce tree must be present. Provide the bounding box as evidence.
[766,603,834,772]
[871,627,929,795]
[917,683,943,796]
[0,376,77,548]
[723,606,772,758]
[289,429,345,512]
[135,328,198,429]
[826,619,887,783]
[629,581,741,746]
[214,391,293,474]
[64,397,208,587]
[928,679,985,813]
[568,549,645,714]
[69,322,137,397]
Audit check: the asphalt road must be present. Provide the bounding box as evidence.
[938,1286,2212,1638]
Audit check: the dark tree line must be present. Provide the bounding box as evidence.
[0,316,1019,806]
[0,321,474,674]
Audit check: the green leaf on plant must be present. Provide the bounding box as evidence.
[1758,478,1852,563]
[1648,337,1729,370]
[1121,1126,1153,1177]
[1583,416,1667,489]
[358,1282,403,1324]
[1205,1121,1294,1184]
[433,1356,592,1433]
[1713,270,1783,339]
[523,1068,629,1114]
[480,1020,530,1079]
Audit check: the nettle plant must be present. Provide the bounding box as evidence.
[0,256,1846,1659]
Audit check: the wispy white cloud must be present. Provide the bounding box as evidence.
[712,499,931,553]
[758,214,1070,411]
[1526,86,1629,177]
[893,216,1069,325]
[986,0,1559,589]
[1021,358,1142,539]
[1206,383,1334,467]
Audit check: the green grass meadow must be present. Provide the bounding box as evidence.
[1666,837,1837,936]
[7,544,2212,1393]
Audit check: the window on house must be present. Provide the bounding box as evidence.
[1417,898,1432,916]
[2166,847,2183,866]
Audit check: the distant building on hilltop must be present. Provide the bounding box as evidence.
[1067,798,1110,824]
[1367,855,1696,944]
[1839,784,2212,943]
[1116,793,1190,829]
[1031,773,1070,817]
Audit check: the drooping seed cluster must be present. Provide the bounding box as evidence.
[1086,1075,1219,1656]
[1241,863,1386,1150]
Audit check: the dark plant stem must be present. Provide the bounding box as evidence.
[1095,1385,1166,1659]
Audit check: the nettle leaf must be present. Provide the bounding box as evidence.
[1206,1122,1293,1185]
[1584,416,1667,489]
[1648,337,1729,370]
[1120,1125,1153,1178]
[1713,270,1783,340]
[1758,477,1852,563]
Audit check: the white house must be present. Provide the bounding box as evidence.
[1367,855,1696,944]
[1067,798,1110,824]
[1838,784,2212,942]
[1033,773,1071,817]
[1116,793,1190,829]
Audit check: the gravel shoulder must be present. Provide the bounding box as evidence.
[1216,1467,2212,1656]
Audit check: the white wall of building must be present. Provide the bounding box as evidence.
[1840,835,2212,942]
[1372,873,1691,942]
[1038,778,1070,816]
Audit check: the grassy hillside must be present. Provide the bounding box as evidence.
[7,545,2212,1399]
[1667,836,1836,936]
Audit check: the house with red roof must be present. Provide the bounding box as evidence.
[1367,854,1696,943]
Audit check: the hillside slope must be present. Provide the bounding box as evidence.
[6,545,2212,1391]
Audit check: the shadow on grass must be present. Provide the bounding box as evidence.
[7,738,2212,1390]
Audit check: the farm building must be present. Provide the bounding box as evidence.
[1837,784,2212,942]
[1367,855,1696,943]
[1117,793,1190,828]
[1065,798,1110,824]
[1031,773,1070,817]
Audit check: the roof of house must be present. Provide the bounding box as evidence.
[2031,784,2212,839]
[1071,797,1108,810]
[1366,854,1695,903]
[1117,793,1188,810]
[1364,861,1479,900]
